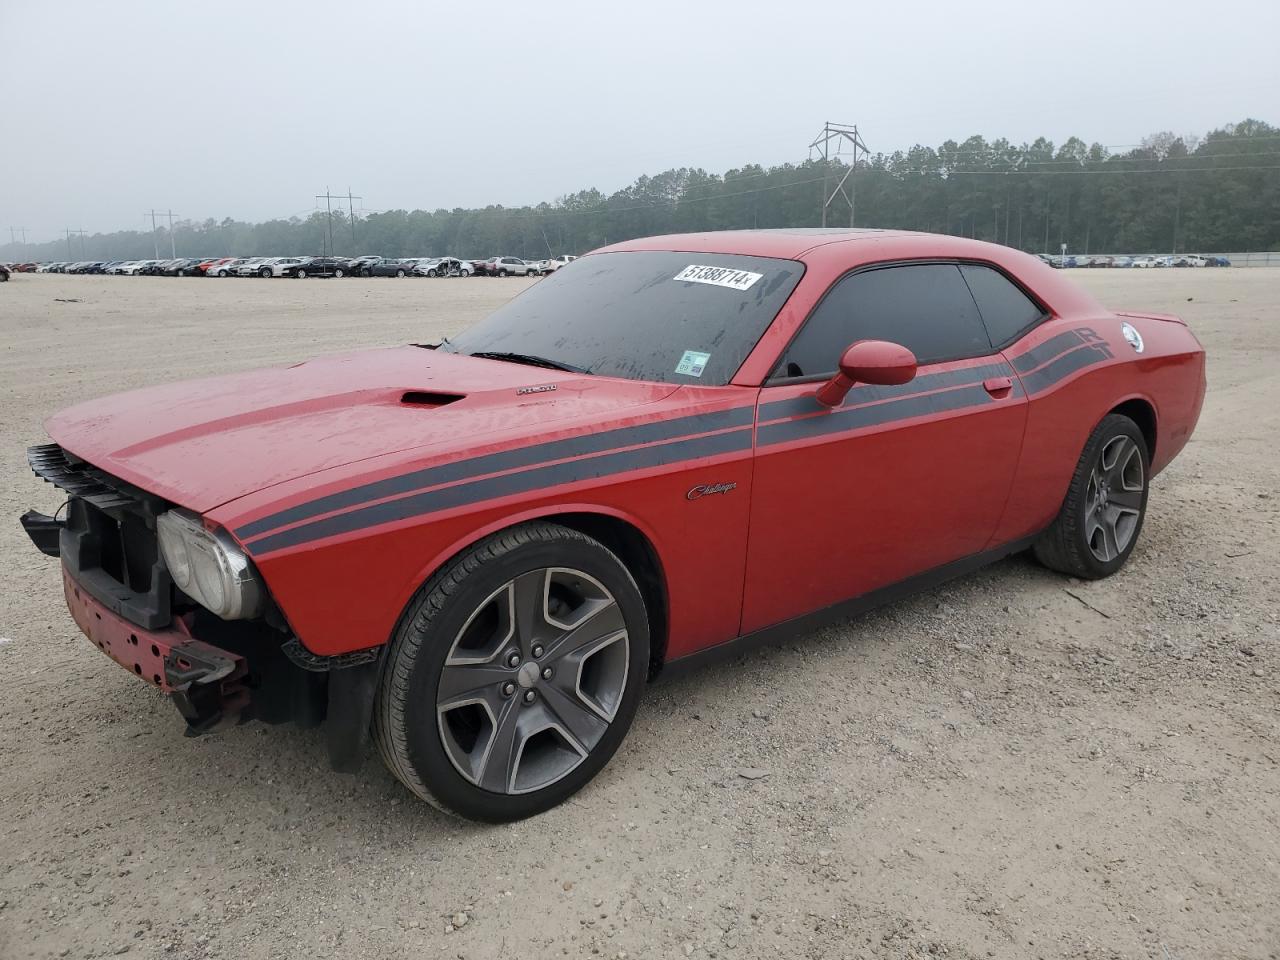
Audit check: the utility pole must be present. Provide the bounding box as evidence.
[166,210,177,257]
[346,187,362,250]
[315,189,335,256]
[809,122,868,228]
[10,226,27,257]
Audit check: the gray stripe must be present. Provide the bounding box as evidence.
[1011,330,1087,373]
[246,427,753,555]
[236,405,755,540]
[1019,343,1111,394]
[758,382,994,447]
[759,361,1013,422]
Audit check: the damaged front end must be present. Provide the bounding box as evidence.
[21,443,379,767]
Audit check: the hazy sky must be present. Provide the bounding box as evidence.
[2,0,1277,242]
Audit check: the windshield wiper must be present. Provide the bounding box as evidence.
[468,351,590,375]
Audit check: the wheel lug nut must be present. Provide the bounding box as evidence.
[531,644,544,658]
[506,652,520,668]
[502,682,516,696]
[523,690,536,703]
[542,667,553,680]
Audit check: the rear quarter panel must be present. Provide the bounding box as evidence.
[993,312,1205,546]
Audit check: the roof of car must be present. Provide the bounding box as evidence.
[598,227,946,259]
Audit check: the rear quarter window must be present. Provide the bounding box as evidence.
[959,264,1047,347]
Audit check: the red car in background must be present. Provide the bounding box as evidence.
[21,229,1205,821]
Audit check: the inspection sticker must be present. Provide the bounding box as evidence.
[674,350,711,378]
[673,264,763,291]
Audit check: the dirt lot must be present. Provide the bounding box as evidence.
[1,269,1276,960]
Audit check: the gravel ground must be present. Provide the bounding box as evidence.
[0,269,1276,960]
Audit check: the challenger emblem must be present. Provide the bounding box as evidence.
[517,384,557,396]
[687,482,738,501]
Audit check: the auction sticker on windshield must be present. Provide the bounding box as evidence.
[673,264,763,291]
[674,350,711,377]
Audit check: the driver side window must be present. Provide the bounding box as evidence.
[773,263,993,379]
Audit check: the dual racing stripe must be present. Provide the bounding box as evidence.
[241,408,755,554]
[241,328,1111,555]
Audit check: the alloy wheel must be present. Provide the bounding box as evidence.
[1085,435,1144,562]
[436,567,630,795]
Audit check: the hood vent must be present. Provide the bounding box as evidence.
[400,391,464,408]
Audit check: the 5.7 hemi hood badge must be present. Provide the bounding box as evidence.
[517,383,558,396]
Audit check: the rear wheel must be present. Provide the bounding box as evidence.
[1034,414,1149,579]
[295,269,307,279]
[498,269,508,277]
[395,269,406,278]
[334,268,345,278]
[374,521,648,822]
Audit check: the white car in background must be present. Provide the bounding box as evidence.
[539,255,577,274]
[120,260,159,275]
[1132,257,1156,268]
[234,258,272,277]
[260,257,306,277]
[211,258,251,277]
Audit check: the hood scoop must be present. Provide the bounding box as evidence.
[400,391,465,408]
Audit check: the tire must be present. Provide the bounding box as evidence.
[334,268,344,278]
[177,269,186,277]
[259,268,272,278]
[426,269,437,277]
[395,269,405,278]
[498,269,508,277]
[216,270,227,277]
[374,521,649,822]
[1033,413,1150,579]
[296,269,307,279]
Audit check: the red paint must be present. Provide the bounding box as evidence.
[44,231,1205,665]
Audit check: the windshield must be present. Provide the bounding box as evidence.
[444,250,804,385]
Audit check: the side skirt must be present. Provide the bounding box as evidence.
[658,533,1041,681]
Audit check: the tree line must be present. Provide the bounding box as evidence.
[8,118,1277,264]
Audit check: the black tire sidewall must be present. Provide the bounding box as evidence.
[1066,415,1150,577]
[393,529,649,821]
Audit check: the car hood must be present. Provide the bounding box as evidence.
[45,346,677,514]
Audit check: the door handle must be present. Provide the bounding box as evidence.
[983,376,1014,397]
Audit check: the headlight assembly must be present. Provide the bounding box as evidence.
[156,509,265,620]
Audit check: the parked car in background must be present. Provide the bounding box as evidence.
[234,258,271,277]
[441,256,475,277]
[540,255,577,274]
[0,263,10,282]
[367,258,416,278]
[195,258,233,276]
[164,258,206,277]
[287,257,349,278]
[211,258,250,277]
[346,255,381,276]
[258,257,306,278]
[1132,257,1155,268]
[483,256,538,277]
[412,258,445,277]
[1111,256,1133,268]
[1210,256,1231,267]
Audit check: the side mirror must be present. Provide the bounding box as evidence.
[815,340,917,408]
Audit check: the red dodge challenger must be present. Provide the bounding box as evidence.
[21,229,1206,820]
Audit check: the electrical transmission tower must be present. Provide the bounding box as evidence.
[146,210,179,258]
[10,226,27,257]
[317,188,362,255]
[65,228,88,259]
[810,122,869,227]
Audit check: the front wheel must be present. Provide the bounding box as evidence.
[334,268,344,278]
[374,521,649,822]
[1034,413,1149,579]
[295,269,307,279]
[395,269,405,278]
[259,268,272,278]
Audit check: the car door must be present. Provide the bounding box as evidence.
[740,261,1029,635]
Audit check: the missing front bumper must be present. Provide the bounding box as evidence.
[62,565,249,735]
